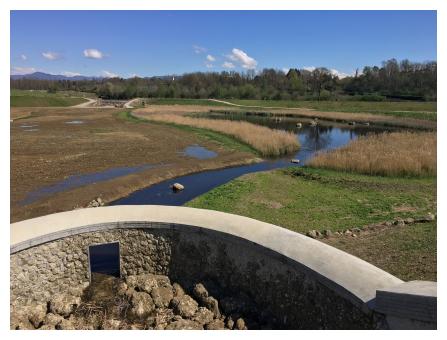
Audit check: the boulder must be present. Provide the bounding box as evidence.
[192,283,209,301]
[296,123,302,128]
[393,218,405,227]
[49,293,81,317]
[56,318,76,330]
[322,230,332,238]
[290,159,300,164]
[404,217,415,224]
[306,230,317,238]
[171,295,198,319]
[126,274,159,294]
[192,307,214,326]
[205,319,225,330]
[165,319,203,330]
[151,286,174,308]
[172,183,185,191]
[226,316,235,330]
[416,213,436,223]
[172,283,185,297]
[44,313,64,328]
[202,296,221,318]
[28,302,47,328]
[129,291,156,320]
[235,318,247,330]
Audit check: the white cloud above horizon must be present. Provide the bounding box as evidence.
[42,51,61,60]
[102,70,119,78]
[84,49,105,59]
[193,45,207,54]
[61,71,81,77]
[227,48,257,69]
[206,54,216,62]
[222,61,235,69]
[11,66,37,75]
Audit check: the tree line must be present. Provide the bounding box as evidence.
[10,59,437,101]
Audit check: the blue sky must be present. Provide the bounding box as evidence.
[11,10,437,78]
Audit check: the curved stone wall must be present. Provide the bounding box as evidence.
[11,206,406,329]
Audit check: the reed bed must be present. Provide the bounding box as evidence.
[143,113,300,157]
[308,131,436,177]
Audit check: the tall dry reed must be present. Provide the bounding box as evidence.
[144,113,299,157]
[308,131,436,177]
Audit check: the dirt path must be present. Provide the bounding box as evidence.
[124,98,140,108]
[71,97,97,108]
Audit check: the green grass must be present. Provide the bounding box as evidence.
[141,97,437,121]
[186,167,436,233]
[226,99,437,121]
[10,90,92,107]
[116,111,258,155]
[326,221,436,281]
[186,166,436,280]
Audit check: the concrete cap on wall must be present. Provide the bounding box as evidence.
[10,205,403,310]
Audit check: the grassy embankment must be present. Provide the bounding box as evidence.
[10,89,90,107]
[136,112,299,157]
[186,132,436,281]
[142,98,437,121]
[116,111,258,155]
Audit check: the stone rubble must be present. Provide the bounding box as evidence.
[305,213,436,240]
[10,273,250,330]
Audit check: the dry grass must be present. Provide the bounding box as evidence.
[140,113,299,157]
[308,131,436,177]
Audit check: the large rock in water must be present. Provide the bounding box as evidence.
[172,183,185,191]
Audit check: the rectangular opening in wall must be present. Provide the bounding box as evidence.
[88,242,120,279]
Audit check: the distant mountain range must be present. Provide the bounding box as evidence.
[10,72,101,81]
[10,72,179,81]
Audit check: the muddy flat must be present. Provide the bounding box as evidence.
[11,107,256,222]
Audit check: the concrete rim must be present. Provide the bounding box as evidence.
[10,205,403,308]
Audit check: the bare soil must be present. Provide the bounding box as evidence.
[10,107,256,222]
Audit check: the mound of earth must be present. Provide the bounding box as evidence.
[11,273,259,330]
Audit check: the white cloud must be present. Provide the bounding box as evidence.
[11,66,36,75]
[330,69,352,79]
[83,49,104,59]
[42,51,61,60]
[227,48,257,69]
[102,70,119,78]
[282,68,290,74]
[20,54,27,61]
[61,71,81,77]
[129,73,141,78]
[222,62,235,69]
[193,45,207,54]
[206,54,216,62]
[303,66,316,72]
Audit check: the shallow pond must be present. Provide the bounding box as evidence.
[180,145,217,159]
[21,163,160,206]
[111,114,395,206]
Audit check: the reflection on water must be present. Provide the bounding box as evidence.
[65,120,85,125]
[112,114,394,206]
[20,163,158,206]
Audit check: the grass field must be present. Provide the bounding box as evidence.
[136,112,299,157]
[10,89,91,107]
[308,131,436,177]
[227,99,437,121]
[186,167,436,280]
[141,98,437,121]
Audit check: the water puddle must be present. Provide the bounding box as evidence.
[65,120,85,124]
[20,124,38,128]
[21,163,161,206]
[180,145,218,159]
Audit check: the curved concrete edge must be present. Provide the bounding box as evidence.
[10,205,403,309]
